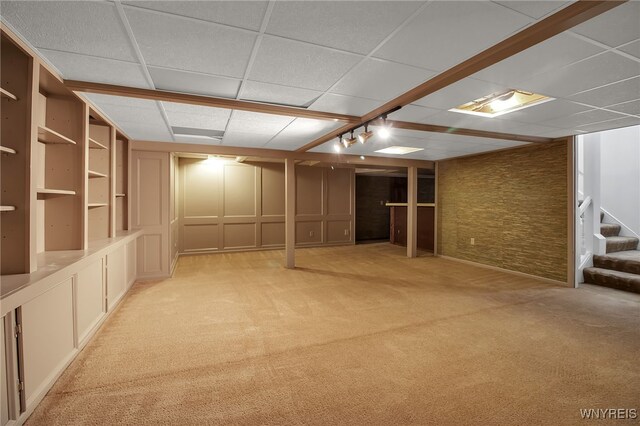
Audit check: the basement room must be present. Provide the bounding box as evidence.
[1,1,639,424]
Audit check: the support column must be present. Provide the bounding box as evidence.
[285,157,296,268]
[407,166,418,258]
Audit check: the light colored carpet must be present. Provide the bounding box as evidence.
[27,244,640,425]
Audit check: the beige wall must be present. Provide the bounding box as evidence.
[178,159,354,254]
[437,141,568,282]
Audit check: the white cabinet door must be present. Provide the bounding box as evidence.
[76,258,105,344]
[21,279,74,407]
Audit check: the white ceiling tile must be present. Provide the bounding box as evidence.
[571,2,640,47]
[117,122,173,141]
[266,1,423,54]
[330,58,435,101]
[125,7,256,78]
[422,110,522,134]
[249,36,361,91]
[1,1,137,61]
[265,119,344,150]
[517,52,640,98]
[493,1,571,19]
[575,116,640,134]
[226,111,295,135]
[605,100,640,117]
[162,102,231,131]
[617,40,640,59]
[222,131,274,148]
[37,49,151,89]
[84,94,167,128]
[473,33,604,87]
[495,99,592,124]
[240,81,322,107]
[537,128,580,138]
[309,94,383,116]
[149,67,240,98]
[373,1,531,72]
[388,105,441,123]
[413,78,504,110]
[568,76,640,108]
[123,1,268,31]
[542,109,627,129]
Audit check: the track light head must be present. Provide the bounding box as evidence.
[342,131,357,148]
[358,124,373,144]
[378,116,391,139]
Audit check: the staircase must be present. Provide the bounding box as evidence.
[583,211,640,293]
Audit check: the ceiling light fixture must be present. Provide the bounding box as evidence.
[450,89,553,118]
[357,124,373,144]
[332,106,401,153]
[375,146,423,155]
[342,131,357,148]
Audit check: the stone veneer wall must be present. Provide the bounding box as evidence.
[437,141,568,282]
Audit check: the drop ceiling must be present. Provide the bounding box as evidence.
[1,0,638,161]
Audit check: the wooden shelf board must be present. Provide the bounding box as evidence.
[0,206,16,212]
[115,193,126,197]
[36,188,76,198]
[88,203,108,208]
[88,170,108,178]
[0,87,17,101]
[37,125,77,145]
[0,146,17,154]
[89,137,108,150]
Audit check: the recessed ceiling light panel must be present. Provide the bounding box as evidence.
[375,146,424,155]
[449,89,553,118]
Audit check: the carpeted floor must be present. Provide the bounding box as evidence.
[27,244,640,425]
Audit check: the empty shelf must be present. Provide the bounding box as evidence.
[37,126,76,145]
[0,146,17,154]
[115,193,126,197]
[0,206,16,212]
[36,188,76,198]
[88,203,108,208]
[88,170,108,178]
[89,137,108,150]
[0,87,17,101]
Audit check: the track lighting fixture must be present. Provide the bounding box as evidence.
[357,124,373,144]
[333,106,401,152]
[342,131,357,148]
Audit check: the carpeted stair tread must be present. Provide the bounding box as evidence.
[583,267,640,294]
[594,250,640,275]
[606,236,639,253]
[600,223,621,237]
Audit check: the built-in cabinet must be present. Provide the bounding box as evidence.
[1,26,138,425]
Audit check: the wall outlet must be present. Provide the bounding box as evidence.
[344,229,349,236]
[309,231,314,237]
[470,238,475,245]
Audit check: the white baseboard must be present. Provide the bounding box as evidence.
[437,255,567,287]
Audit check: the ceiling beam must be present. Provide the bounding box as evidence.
[295,0,625,152]
[131,140,435,169]
[379,120,553,144]
[64,80,360,123]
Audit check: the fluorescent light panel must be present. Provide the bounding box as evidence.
[375,146,424,155]
[449,89,554,118]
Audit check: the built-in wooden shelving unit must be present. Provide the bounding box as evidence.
[87,120,112,241]
[36,188,77,197]
[0,87,17,101]
[1,31,31,274]
[116,193,126,197]
[115,136,129,231]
